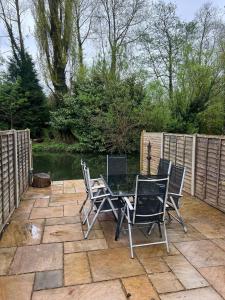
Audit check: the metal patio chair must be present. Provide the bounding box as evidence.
[119,175,169,258]
[79,159,104,214]
[157,158,172,176]
[82,165,123,239]
[107,155,127,179]
[166,164,187,232]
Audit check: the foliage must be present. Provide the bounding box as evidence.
[50,65,145,152]
[0,53,49,137]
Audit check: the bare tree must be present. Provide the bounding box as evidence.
[33,0,74,104]
[73,0,96,73]
[194,2,220,66]
[0,0,26,63]
[96,0,146,77]
[139,1,186,100]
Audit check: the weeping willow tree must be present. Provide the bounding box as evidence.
[33,0,74,105]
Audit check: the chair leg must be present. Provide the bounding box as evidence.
[126,208,134,258]
[84,198,106,239]
[107,198,118,220]
[115,207,125,241]
[148,223,156,235]
[158,222,162,238]
[168,197,187,233]
[79,193,88,214]
[163,222,169,253]
[82,201,93,225]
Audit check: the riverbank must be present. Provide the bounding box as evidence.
[32,141,81,153]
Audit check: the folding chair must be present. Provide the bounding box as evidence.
[119,175,169,258]
[157,158,172,176]
[82,165,123,239]
[166,164,187,232]
[79,159,104,214]
[107,155,127,179]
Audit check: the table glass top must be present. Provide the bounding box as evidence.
[101,174,167,197]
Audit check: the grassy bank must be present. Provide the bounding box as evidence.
[32,141,79,153]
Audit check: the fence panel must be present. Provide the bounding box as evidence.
[195,135,225,212]
[140,131,162,174]
[140,131,225,213]
[0,129,31,234]
[163,134,194,194]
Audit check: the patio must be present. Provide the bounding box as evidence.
[0,179,225,300]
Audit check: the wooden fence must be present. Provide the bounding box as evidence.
[140,131,225,213]
[0,129,32,234]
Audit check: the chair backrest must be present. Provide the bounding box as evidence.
[81,159,88,192]
[168,164,185,195]
[84,165,95,199]
[157,158,172,176]
[133,175,169,224]
[107,155,127,177]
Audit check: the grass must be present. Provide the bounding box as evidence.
[32,141,79,153]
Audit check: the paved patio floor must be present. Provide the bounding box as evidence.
[1,180,225,300]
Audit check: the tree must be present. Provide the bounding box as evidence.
[96,0,146,78]
[139,1,186,100]
[0,0,48,136]
[33,0,74,104]
[73,0,96,74]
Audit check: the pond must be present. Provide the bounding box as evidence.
[33,152,140,181]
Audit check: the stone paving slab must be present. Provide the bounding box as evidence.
[30,207,63,219]
[42,224,83,243]
[149,272,184,294]
[88,247,145,281]
[64,252,92,285]
[199,266,225,298]
[0,273,34,300]
[160,287,223,300]
[164,255,208,289]
[139,256,170,274]
[0,219,44,247]
[174,240,225,268]
[34,270,63,291]
[45,216,80,226]
[9,243,63,274]
[32,280,127,300]
[0,247,16,275]
[122,275,159,300]
[64,239,108,253]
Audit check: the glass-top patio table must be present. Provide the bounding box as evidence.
[101,173,166,240]
[101,174,137,197]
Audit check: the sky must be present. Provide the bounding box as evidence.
[0,0,225,68]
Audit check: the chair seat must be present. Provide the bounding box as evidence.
[94,197,124,211]
[127,209,163,224]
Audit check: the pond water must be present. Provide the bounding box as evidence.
[33,152,140,181]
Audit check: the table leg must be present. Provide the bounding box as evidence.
[115,208,122,241]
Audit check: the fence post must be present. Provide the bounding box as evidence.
[13,130,19,208]
[160,132,164,158]
[140,130,145,173]
[27,129,33,185]
[191,134,197,196]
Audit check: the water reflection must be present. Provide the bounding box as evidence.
[33,152,140,181]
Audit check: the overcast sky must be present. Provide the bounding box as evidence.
[0,0,224,65]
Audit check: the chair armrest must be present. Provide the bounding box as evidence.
[92,178,103,183]
[123,197,134,210]
[168,192,183,197]
[91,184,105,190]
[92,193,111,200]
